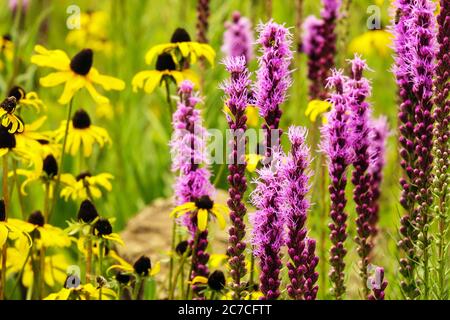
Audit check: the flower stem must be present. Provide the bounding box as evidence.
[169,252,188,299]
[98,240,104,300]
[0,155,9,300]
[168,218,177,299]
[49,97,74,222]
[164,78,174,115]
[12,159,25,219]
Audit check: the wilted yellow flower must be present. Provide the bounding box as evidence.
[348,30,393,57]
[60,172,113,201]
[31,45,125,104]
[53,109,111,157]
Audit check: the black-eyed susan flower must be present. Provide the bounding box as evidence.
[9,211,71,248]
[31,46,125,104]
[305,99,332,123]
[92,218,124,246]
[65,11,112,54]
[0,97,24,133]
[60,171,113,201]
[108,253,160,277]
[0,199,31,248]
[54,109,111,157]
[145,28,215,66]
[132,52,199,94]
[0,34,13,71]
[0,125,41,168]
[170,195,228,232]
[8,86,45,112]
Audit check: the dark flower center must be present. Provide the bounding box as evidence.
[93,218,113,236]
[208,270,226,291]
[76,171,92,181]
[115,272,131,285]
[195,195,214,210]
[72,109,91,129]
[8,86,26,102]
[0,199,6,222]
[170,28,191,43]
[155,53,176,71]
[133,256,152,276]
[77,199,99,223]
[28,211,45,227]
[43,155,58,178]
[0,125,16,149]
[175,240,192,256]
[1,96,17,113]
[37,139,49,145]
[70,49,93,76]
[3,34,12,42]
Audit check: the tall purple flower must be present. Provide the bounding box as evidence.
[250,158,284,300]
[222,12,254,64]
[196,0,210,43]
[254,20,292,161]
[303,0,341,100]
[170,80,213,296]
[367,267,388,300]
[432,0,450,300]
[279,126,319,300]
[368,116,390,238]
[321,69,353,299]
[409,0,436,299]
[222,56,251,299]
[391,0,420,299]
[347,56,374,297]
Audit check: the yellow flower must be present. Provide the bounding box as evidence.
[348,30,393,57]
[8,86,46,112]
[245,154,263,173]
[9,213,72,248]
[0,200,32,248]
[60,171,113,201]
[53,109,111,157]
[132,52,199,94]
[66,11,112,54]
[305,100,332,123]
[108,251,160,277]
[0,96,24,133]
[44,283,117,300]
[31,45,125,104]
[170,195,229,232]
[92,217,124,246]
[145,28,215,67]
[0,34,13,71]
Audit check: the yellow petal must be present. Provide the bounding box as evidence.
[191,276,208,285]
[58,76,85,104]
[150,261,161,276]
[144,72,163,93]
[197,209,208,231]
[212,208,226,230]
[0,224,8,247]
[31,45,71,71]
[89,68,125,91]
[39,71,72,87]
[85,82,109,105]
[145,44,174,65]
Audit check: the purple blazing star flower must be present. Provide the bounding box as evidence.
[222,11,254,64]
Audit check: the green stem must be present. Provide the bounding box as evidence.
[185,231,200,299]
[12,160,25,219]
[164,78,174,115]
[49,97,74,222]
[98,240,104,300]
[169,253,188,299]
[168,219,177,299]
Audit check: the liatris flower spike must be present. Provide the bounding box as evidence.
[279,126,319,300]
[367,267,388,300]
[254,20,293,161]
[222,11,254,64]
[196,0,210,43]
[221,55,251,299]
[251,156,284,300]
[321,69,353,299]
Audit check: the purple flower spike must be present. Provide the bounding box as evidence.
[170,80,213,297]
[321,69,353,299]
[250,157,284,300]
[368,267,388,300]
[347,55,375,297]
[222,56,251,299]
[368,116,390,238]
[280,126,318,300]
[303,0,341,100]
[222,11,254,64]
[254,20,293,161]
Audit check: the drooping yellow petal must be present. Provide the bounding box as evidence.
[39,71,72,87]
[211,208,226,230]
[150,261,161,276]
[144,72,163,93]
[89,68,125,91]
[84,82,110,105]
[144,43,175,65]
[132,70,156,92]
[190,276,208,285]
[31,45,71,71]
[0,224,8,247]
[58,76,85,104]
[103,233,125,246]
[197,209,208,231]
[170,202,196,217]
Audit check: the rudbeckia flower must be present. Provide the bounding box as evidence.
[108,253,160,277]
[9,211,72,248]
[0,125,42,168]
[8,86,45,112]
[66,11,112,54]
[31,46,125,104]
[145,28,215,67]
[305,99,332,123]
[348,30,393,57]
[0,199,31,248]
[53,109,111,157]
[92,217,124,246]
[132,52,199,94]
[0,96,24,133]
[0,34,13,71]
[170,195,228,232]
[60,171,113,201]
